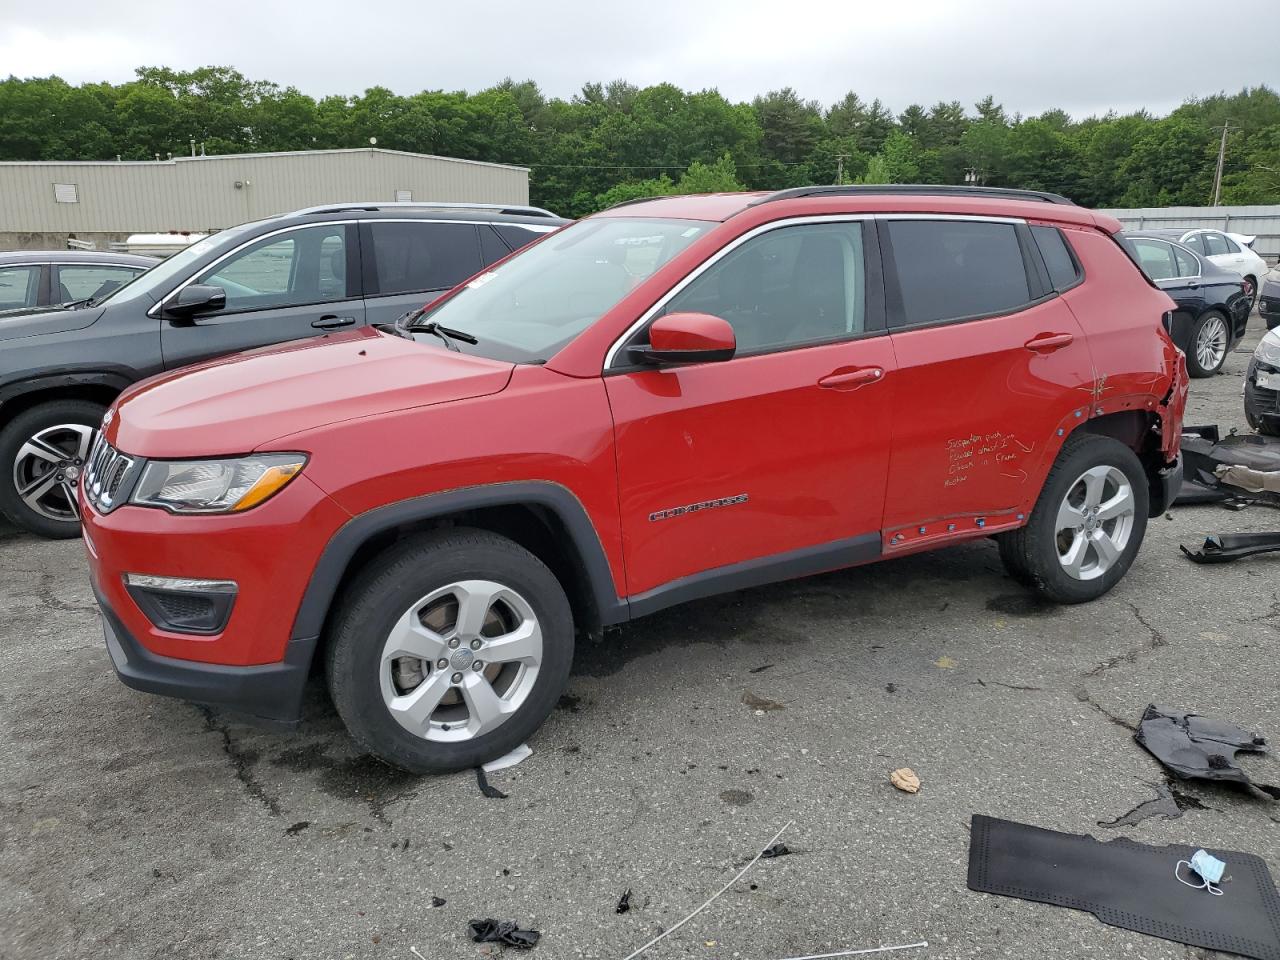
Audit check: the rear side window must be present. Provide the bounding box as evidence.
[479,225,510,265]
[55,264,143,303]
[367,222,482,296]
[494,224,550,252]
[1222,234,1241,254]
[1030,226,1082,291]
[1129,239,1178,280]
[0,265,41,311]
[1173,245,1200,278]
[1181,234,1207,256]
[1204,233,1230,257]
[886,219,1031,326]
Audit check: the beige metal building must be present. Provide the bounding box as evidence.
[0,148,531,251]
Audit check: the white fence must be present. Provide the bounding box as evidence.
[1100,205,1280,263]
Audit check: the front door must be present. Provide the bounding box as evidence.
[160,223,364,369]
[878,216,1096,536]
[605,219,897,605]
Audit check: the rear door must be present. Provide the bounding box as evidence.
[879,216,1096,543]
[160,222,363,369]
[360,220,484,326]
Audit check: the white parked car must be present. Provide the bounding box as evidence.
[1139,228,1268,308]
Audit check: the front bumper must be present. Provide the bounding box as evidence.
[97,584,316,723]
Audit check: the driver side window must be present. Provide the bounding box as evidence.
[663,222,866,354]
[198,225,350,313]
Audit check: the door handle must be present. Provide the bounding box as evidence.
[1024,332,1074,353]
[312,314,356,329]
[818,366,884,390]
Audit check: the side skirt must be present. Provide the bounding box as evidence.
[626,532,882,619]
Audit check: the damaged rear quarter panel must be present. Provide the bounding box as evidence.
[1058,227,1184,461]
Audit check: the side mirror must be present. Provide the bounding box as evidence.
[629,312,736,366]
[167,283,226,319]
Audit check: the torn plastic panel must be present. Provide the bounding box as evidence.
[1179,426,1280,505]
[1135,704,1280,800]
[1182,533,1280,564]
[469,918,541,949]
[1159,348,1189,460]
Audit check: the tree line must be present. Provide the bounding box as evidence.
[1,67,1277,217]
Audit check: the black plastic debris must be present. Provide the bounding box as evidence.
[1136,704,1280,800]
[469,918,540,949]
[1182,532,1280,564]
[431,896,446,908]
[616,888,632,914]
[968,815,1280,960]
[476,768,507,799]
[760,843,792,858]
[1178,427,1280,506]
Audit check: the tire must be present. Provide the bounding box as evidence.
[326,527,574,774]
[1186,310,1231,378]
[0,399,105,539]
[996,433,1149,604]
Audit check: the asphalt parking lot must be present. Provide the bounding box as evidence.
[3,321,1280,960]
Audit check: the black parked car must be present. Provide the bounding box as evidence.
[0,202,565,538]
[0,250,157,316]
[1122,233,1249,378]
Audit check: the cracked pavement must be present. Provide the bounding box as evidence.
[3,320,1280,960]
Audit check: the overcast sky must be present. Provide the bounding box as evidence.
[1,0,1274,119]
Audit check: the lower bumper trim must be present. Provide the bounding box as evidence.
[1153,456,1183,516]
[97,588,315,724]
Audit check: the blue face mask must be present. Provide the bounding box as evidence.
[1176,849,1227,895]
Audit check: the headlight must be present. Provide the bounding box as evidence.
[1256,331,1280,367]
[130,454,306,514]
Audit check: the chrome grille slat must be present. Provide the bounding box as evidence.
[84,435,138,514]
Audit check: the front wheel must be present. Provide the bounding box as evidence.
[997,434,1148,604]
[1187,311,1230,378]
[326,528,574,774]
[0,399,106,539]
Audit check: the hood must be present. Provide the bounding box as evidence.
[0,305,105,343]
[110,327,514,458]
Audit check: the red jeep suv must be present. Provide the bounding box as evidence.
[82,186,1188,773]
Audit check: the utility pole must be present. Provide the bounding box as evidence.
[835,153,850,185]
[1211,121,1234,207]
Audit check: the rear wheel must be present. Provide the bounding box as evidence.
[1243,275,1258,312]
[326,528,574,774]
[997,434,1148,604]
[0,399,105,539]
[1186,310,1230,378]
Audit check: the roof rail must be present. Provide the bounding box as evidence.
[604,194,677,211]
[293,201,562,218]
[748,184,1076,207]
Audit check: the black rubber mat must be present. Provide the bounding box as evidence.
[967,815,1280,959]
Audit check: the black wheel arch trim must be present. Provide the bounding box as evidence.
[290,480,629,641]
[0,367,135,409]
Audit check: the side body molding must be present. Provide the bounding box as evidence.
[290,480,628,640]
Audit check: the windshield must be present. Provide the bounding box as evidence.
[94,222,262,305]
[413,217,710,361]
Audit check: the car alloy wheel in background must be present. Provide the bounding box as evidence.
[12,423,94,523]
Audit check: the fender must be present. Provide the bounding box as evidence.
[0,367,135,409]
[290,480,628,641]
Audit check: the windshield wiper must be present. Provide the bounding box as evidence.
[58,297,95,310]
[408,320,478,351]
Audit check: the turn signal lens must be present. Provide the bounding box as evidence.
[231,462,304,511]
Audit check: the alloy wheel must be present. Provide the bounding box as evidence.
[1195,315,1228,373]
[379,579,543,742]
[1054,465,1136,581]
[12,423,95,522]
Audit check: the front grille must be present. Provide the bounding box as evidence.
[84,434,140,514]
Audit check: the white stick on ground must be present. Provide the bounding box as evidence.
[620,819,796,960]
[776,941,929,960]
